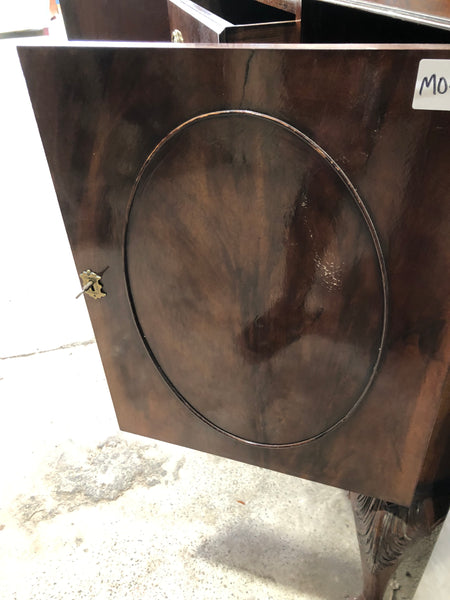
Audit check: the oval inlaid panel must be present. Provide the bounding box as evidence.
[125,111,387,447]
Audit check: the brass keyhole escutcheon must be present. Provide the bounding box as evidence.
[171,29,184,43]
[77,269,106,300]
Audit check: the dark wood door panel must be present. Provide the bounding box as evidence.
[19,45,450,506]
[125,110,387,447]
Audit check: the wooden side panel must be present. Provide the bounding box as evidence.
[18,46,450,506]
[60,0,170,41]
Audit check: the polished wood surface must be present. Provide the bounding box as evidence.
[350,490,442,600]
[317,0,450,28]
[350,407,450,600]
[301,0,450,42]
[19,45,450,506]
[168,0,223,43]
[255,0,301,17]
[60,0,170,41]
[167,0,300,43]
[126,110,386,446]
[223,21,300,43]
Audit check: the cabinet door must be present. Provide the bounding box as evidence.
[19,45,450,505]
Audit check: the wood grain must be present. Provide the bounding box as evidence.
[222,22,300,42]
[167,0,224,42]
[167,0,300,43]
[255,0,300,17]
[125,109,386,446]
[60,0,170,41]
[18,45,450,506]
[301,0,450,42]
[317,1,450,29]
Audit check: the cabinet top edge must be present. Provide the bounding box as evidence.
[14,41,450,51]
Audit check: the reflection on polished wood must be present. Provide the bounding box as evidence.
[125,109,387,447]
[18,43,450,599]
[301,0,450,42]
[19,46,449,510]
[18,35,450,600]
[317,0,450,28]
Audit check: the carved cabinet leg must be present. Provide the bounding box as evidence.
[350,491,436,600]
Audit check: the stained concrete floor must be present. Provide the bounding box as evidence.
[0,343,363,600]
[0,21,449,600]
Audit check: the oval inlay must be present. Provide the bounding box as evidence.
[125,110,388,447]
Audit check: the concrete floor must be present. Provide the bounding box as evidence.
[0,21,448,600]
[0,343,363,600]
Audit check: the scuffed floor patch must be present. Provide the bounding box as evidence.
[0,344,363,600]
[13,435,176,530]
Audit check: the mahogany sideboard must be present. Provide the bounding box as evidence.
[19,2,450,599]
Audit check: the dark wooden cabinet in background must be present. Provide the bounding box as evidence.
[20,2,450,599]
[60,0,171,41]
[59,0,301,43]
[301,0,450,43]
[59,0,450,44]
[312,0,450,30]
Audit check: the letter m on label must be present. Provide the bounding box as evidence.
[420,74,437,96]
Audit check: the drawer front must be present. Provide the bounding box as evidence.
[168,0,300,44]
[19,45,450,506]
[167,0,225,43]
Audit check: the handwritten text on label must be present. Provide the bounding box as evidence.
[413,59,450,111]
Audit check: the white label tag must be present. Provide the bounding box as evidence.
[413,59,450,111]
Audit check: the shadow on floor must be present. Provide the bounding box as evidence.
[195,520,361,599]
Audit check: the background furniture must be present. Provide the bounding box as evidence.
[166,0,300,43]
[300,0,450,42]
[60,0,171,41]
